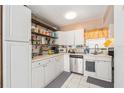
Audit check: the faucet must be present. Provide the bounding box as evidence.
[94,44,99,55]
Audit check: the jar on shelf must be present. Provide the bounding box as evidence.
[42,27,46,35]
[37,25,41,33]
[40,27,44,34]
[34,25,39,33]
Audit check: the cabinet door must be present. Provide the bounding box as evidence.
[56,31,66,45]
[96,61,111,82]
[55,55,64,77]
[32,66,44,88]
[4,42,31,88]
[58,55,64,73]
[64,54,70,72]
[74,30,84,45]
[3,6,31,41]
[65,31,75,45]
[44,59,55,86]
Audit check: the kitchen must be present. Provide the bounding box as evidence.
[0,5,116,88]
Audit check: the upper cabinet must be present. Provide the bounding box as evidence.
[56,31,66,45]
[74,29,84,45]
[65,31,75,45]
[3,6,31,42]
[56,29,84,45]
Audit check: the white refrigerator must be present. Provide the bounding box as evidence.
[2,6,32,88]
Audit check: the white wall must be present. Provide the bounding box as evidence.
[114,6,124,88]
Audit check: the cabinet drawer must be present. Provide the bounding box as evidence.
[84,56,95,60]
[32,59,50,68]
[95,57,112,62]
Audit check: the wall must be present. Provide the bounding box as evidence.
[60,17,103,31]
[0,5,2,88]
[103,6,114,27]
[60,6,114,31]
[114,5,124,88]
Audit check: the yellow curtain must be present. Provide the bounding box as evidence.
[84,27,109,40]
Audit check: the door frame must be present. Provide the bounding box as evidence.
[0,5,3,88]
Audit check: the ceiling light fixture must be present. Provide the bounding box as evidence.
[65,11,77,20]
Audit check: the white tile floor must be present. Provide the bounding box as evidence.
[61,73,103,88]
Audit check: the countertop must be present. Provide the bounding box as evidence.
[32,53,112,63]
[67,53,112,61]
[32,53,65,62]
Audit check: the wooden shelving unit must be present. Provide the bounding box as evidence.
[31,15,58,58]
[32,16,58,31]
[32,31,57,39]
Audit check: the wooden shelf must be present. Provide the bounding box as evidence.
[32,44,49,46]
[32,17,58,31]
[32,31,57,39]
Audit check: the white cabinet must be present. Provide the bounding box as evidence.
[56,29,84,45]
[65,31,75,45]
[64,54,70,72]
[84,55,112,82]
[32,55,64,88]
[56,31,67,45]
[74,30,84,45]
[56,31,74,45]
[3,6,31,41]
[3,5,31,88]
[4,42,31,88]
[44,58,55,85]
[55,55,64,77]
[32,66,44,88]
[96,61,111,82]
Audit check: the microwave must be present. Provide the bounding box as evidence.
[59,48,67,53]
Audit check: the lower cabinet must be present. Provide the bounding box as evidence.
[44,58,56,86]
[84,59,112,82]
[55,55,64,77]
[96,61,112,82]
[32,66,45,88]
[64,54,70,72]
[32,55,64,88]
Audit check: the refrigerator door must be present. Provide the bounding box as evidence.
[3,41,31,88]
[3,6,31,42]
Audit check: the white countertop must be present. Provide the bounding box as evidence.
[32,53,112,63]
[69,53,112,62]
[32,53,65,62]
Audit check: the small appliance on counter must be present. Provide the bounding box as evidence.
[51,45,59,54]
[58,46,67,53]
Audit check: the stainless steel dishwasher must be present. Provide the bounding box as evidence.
[70,55,84,74]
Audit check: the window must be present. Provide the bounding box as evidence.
[84,27,109,48]
[86,38,107,48]
[84,27,109,40]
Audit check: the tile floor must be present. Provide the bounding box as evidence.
[61,73,103,88]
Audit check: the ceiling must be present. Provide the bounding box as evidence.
[28,5,108,27]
